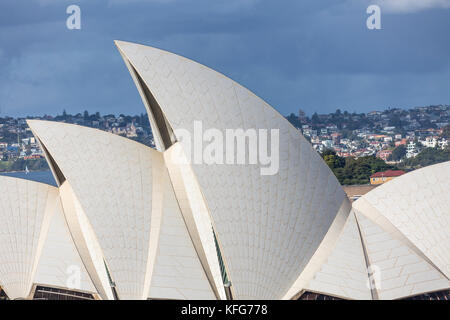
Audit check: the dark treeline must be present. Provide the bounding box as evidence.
[320,149,397,185]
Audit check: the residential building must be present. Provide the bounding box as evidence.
[370,169,405,185]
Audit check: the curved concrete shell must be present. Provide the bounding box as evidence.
[304,211,373,300]
[27,120,163,300]
[351,161,450,299]
[301,162,450,300]
[0,176,57,299]
[355,211,449,300]
[0,176,97,299]
[148,164,216,300]
[2,40,447,301]
[27,120,216,300]
[33,193,96,295]
[115,40,350,300]
[353,161,450,279]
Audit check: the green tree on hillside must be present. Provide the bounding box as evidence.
[388,145,407,161]
[320,151,397,185]
[441,124,450,139]
[322,150,345,169]
[401,147,450,168]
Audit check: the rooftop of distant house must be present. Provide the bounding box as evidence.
[370,170,406,178]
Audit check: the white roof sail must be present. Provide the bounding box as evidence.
[0,176,57,299]
[353,161,450,280]
[58,180,115,300]
[148,165,216,300]
[305,211,372,300]
[33,194,97,294]
[115,40,350,299]
[163,143,227,300]
[355,211,449,299]
[27,120,162,300]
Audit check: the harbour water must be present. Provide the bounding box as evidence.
[0,171,57,187]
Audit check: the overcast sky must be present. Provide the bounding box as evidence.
[0,0,449,117]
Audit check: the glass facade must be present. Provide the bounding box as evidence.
[298,289,450,300]
[298,291,343,300]
[104,260,119,300]
[403,289,450,300]
[213,228,228,285]
[32,285,94,300]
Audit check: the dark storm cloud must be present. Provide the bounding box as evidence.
[0,0,449,117]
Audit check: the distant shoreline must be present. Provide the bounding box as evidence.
[0,169,51,174]
[0,170,57,187]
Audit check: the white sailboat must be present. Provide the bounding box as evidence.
[25,165,29,174]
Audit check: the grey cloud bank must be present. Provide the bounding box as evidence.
[0,0,449,117]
